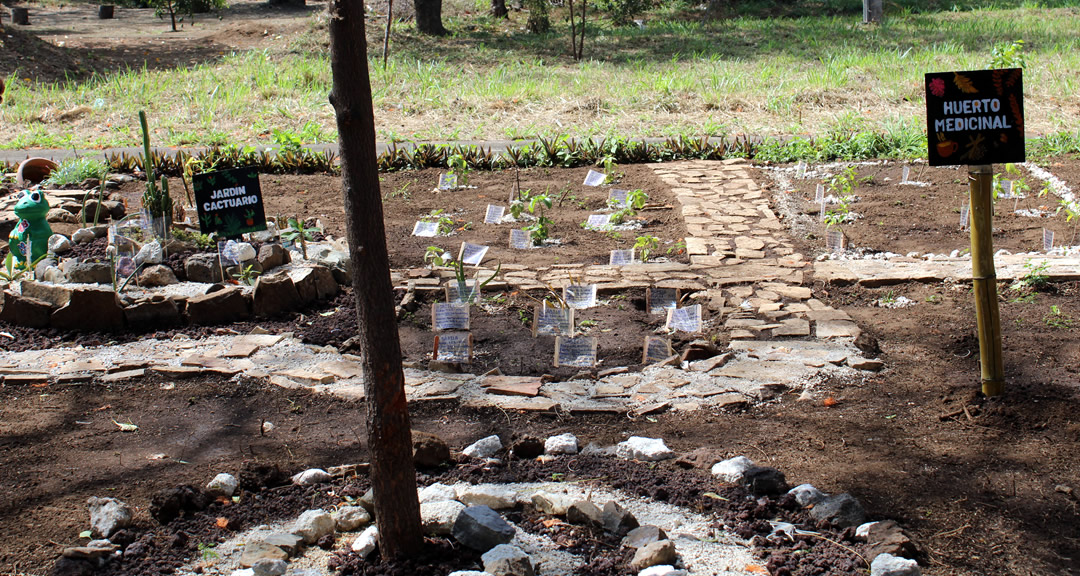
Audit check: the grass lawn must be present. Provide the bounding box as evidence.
[2,0,1079,154]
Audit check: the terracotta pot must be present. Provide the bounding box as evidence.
[16,157,58,188]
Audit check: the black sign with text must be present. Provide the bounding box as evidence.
[192,167,267,237]
[925,68,1024,166]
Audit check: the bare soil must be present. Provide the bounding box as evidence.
[2,161,1080,576]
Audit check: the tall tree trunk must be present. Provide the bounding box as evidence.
[491,0,508,18]
[414,0,447,35]
[326,0,423,560]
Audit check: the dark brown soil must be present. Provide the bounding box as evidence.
[2,163,1080,576]
[780,162,1076,256]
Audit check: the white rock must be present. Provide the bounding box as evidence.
[351,525,379,557]
[482,544,534,576]
[855,521,878,541]
[72,228,96,244]
[48,234,72,254]
[292,468,331,485]
[236,242,258,262]
[419,482,458,503]
[421,500,466,535]
[870,553,921,576]
[206,473,239,497]
[531,492,577,516]
[292,509,335,544]
[87,497,133,538]
[261,421,275,434]
[135,240,163,266]
[252,558,287,576]
[332,506,371,531]
[639,566,688,576]
[544,433,579,455]
[457,485,516,509]
[229,570,255,576]
[463,435,503,459]
[615,437,675,461]
[711,456,754,483]
[788,484,827,507]
[447,572,494,576]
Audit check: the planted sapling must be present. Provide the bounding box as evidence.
[634,235,660,262]
[280,216,320,259]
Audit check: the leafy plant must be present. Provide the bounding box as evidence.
[634,235,660,262]
[523,192,553,246]
[43,157,109,188]
[990,39,1025,69]
[626,189,648,210]
[0,252,46,282]
[452,260,501,304]
[667,240,686,255]
[828,166,870,197]
[1043,305,1072,328]
[992,163,1029,200]
[424,246,452,267]
[172,228,215,249]
[231,264,261,286]
[280,216,320,259]
[422,209,456,235]
[447,153,470,187]
[1011,260,1050,291]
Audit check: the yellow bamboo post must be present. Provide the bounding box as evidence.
[968,164,1005,396]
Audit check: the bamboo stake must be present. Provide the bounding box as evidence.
[968,164,1005,396]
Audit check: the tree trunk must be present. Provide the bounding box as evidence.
[491,0,507,19]
[414,0,447,35]
[327,0,423,561]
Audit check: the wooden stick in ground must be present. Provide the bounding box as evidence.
[968,164,1005,396]
[327,0,423,559]
[382,0,393,71]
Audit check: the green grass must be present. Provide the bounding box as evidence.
[2,0,1080,154]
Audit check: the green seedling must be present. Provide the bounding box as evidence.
[424,246,453,267]
[422,209,456,235]
[280,216,320,259]
[232,264,261,286]
[634,235,660,262]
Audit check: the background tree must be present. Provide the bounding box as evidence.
[491,0,508,19]
[414,0,447,35]
[326,0,423,559]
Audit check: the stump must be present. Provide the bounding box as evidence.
[12,7,29,25]
[98,5,114,19]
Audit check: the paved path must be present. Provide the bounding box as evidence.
[0,160,880,413]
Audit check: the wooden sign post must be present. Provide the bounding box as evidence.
[926,68,1024,397]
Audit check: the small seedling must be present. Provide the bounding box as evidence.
[232,264,261,286]
[424,246,453,267]
[1011,260,1050,291]
[1043,305,1072,328]
[280,216,320,259]
[523,192,553,245]
[634,235,660,262]
[422,209,456,235]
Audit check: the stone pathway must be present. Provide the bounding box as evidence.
[0,159,884,413]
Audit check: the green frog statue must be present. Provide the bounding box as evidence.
[8,190,53,268]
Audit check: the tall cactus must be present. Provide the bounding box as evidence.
[138,111,172,238]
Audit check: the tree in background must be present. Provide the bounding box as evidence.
[414,0,447,35]
[326,0,424,560]
[153,0,227,31]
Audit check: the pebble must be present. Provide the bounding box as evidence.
[870,553,921,576]
[457,485,516,509]
[616,437,675,461]
[638,566,688,576]
[809,493,867,528]
[87,496,133,538]
[463,435,503,459]
[544,433,579,455]
[531,492,577,516]
[622,525,668,549]
[481,544,535,576]
[291,509,335,544]
[419,482,458,503]
[711,456,754,483]
[788,484,827,507]
[48,234,72,254]
[207,473,240,497]
[71,227,96,244]
[350,525,379,558]
[452,506,516,552]
[251,558,287,576]
[421,500,466,535]
[602,500,640,536]
[292,468,332,486]
[332,506,371,532]
[630,539,678,571]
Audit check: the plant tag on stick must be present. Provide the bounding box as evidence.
[608,189,629,207]
[609,249,634,266]
[484,205,505,224]
[1000,180,1013,199]
[533,303,574,337]
[814,183,824,203]
[819,199,827,222]
[458,242,489,266]
[902,165,910,183]
[412,221,439,237]
[434,332,472,363]
[586,214,611,229]
[643,335,673,364]
[666,304,702,333]
[438,173,457,190]
[509,229,531,249]
[432,302,470,331]
[554,336,597,367]
[826,229,845,253]
[795,161,806,179]
[563,284,597,309]
[959,204,969,230]
[445,279,479,304]
[583,170,606,187]
[1043,228,1055,251]
[647,287,679,315]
